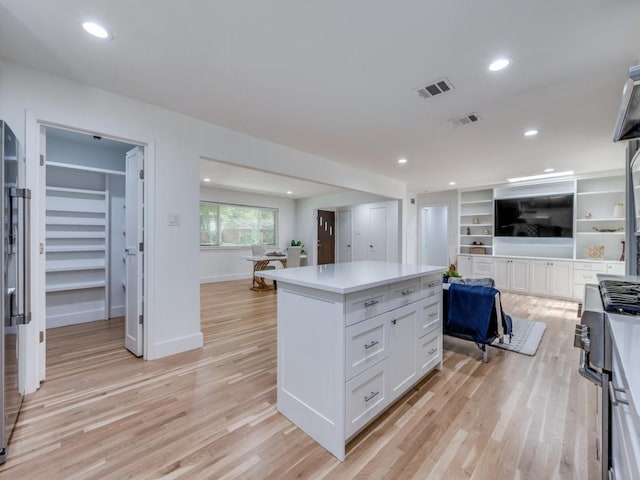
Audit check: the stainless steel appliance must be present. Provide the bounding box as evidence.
[0,121,31,463]
[575,280,640,479]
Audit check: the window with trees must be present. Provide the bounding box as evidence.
[200,202,277,247]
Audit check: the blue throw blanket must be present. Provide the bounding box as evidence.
[447,283,502,343]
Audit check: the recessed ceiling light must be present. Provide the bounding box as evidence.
[489,58,510,72]
[507,170,574,183]
[82,21,111,39]
[543,168,555,173]
[524,129,539,137]
[398,158,408,164]
[202,178,211,182]
[449,181,456,186]
[286,191,292,195]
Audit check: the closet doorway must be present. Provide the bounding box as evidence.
[41,127,145,364]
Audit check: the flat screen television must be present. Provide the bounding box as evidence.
[494,193,574,237]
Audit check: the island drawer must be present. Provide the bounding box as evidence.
[345,313,389,381]
[345,286,388,327]
[417,299,440,338]
[420,274,442,298]
[345,360,388,439]
[389,278,422,310]
[416,330,441,374]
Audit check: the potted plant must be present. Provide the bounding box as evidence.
[443,263,461,283]
[290,240,306,255]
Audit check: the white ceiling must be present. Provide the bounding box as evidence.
[1,0,639,194]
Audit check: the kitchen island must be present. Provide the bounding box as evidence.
[257,261,445,460]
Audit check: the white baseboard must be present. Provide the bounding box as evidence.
[110,305,125,317]
[148,332,204,360]
[200,273,251,284]
[47,309,105,329]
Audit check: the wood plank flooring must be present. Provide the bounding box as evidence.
[0,281,598,479]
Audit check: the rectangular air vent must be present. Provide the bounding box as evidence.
[448,113,480,127]
[416,77,455,99]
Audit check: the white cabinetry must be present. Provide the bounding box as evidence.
[494,257,529,294]
[529,260,573,299]
[472,256,495,277]
[459,189,493,256]
[270,264,443,461]
[457,254,472,277]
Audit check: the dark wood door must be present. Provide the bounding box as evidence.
[317,210,335,265]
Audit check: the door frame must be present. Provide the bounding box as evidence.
[24,113,155,393]
[418,202,450,267]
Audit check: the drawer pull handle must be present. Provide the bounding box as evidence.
[429,312,438,318]
[364,299,379,307]
[364,340,379,350]
[364,391,379,402]
[427,282,439,288]
[401,289,414,296]
[428,348,438,355]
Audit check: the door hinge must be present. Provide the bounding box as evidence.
[139,242,144,252]
[139,169,144,180]
[139,315,143,325]
[39,331,44,343]
[39,154,45,166]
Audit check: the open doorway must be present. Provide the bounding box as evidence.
[40,126,145,375]
[421,205,448,266]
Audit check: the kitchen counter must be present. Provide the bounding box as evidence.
[256,261,445,294]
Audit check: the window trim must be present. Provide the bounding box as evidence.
[199,201,278,248]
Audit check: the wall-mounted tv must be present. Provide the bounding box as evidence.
[494,193,574,237]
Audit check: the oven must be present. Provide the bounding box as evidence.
[575,280,640,479]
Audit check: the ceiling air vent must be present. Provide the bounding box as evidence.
[448,113,480,127]
[416,77,455,99]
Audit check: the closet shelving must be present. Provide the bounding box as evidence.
[459,189,493,255]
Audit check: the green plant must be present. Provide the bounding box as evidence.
[290,240,306,255]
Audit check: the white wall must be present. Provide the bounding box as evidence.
[200,186,296,283]
[0,60,408,391]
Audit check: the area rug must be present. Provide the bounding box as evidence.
[491,317,547,356]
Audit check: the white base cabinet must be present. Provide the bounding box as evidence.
[494,257,529,294]
[274,269,443,461]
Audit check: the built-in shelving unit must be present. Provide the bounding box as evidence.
[45,162,111,328]
[459,189,493,255]
[575,175,625,261]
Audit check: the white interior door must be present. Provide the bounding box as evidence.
[421,206,448,266]
[336,210,352,263]
[367,206,387,261]
[125,147,143,356]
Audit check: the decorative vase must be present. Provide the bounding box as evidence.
[613,202,624,218]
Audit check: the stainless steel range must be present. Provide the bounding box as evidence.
[575,280,640,479]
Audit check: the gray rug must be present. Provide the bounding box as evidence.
[491,317,547,356]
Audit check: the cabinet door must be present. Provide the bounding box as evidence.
[457,255,472,277]
[550,261,573,299]
[472,258,495,278]
[529,261,550,296]
[387,304,418,399]
[494,258,509,291]
[510,259,530,294]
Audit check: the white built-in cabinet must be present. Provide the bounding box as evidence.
[494,257,529,294]
[45,161,125,328]
[529,260,573,298]
[459,189,493,256]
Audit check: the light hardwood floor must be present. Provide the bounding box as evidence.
[0,281,598,479]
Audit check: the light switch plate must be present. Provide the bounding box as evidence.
[168,214,181,226]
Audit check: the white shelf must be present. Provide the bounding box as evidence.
[46,246,106,253]
[460,245,493,249]
[460,212,492,216]
[46,232,106,239]
[46,218,106,226]
[460,200,492,205]
[46,265,106,273]
[46,281,106,293]
[577,189,624,196]
[47,161,125,176]
[46,186,106,196]
[460,223,492,227]
[576,218,625,222]
[576,232,625,236]
[460,234,492,238]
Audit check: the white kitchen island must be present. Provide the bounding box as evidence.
[257,261,445,461]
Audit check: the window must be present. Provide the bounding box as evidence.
[200,202,277,247]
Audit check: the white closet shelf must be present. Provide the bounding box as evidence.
[46,232,106,239]
[46,186,106,196]
[46,281,106,293]
[46,246,106,253]
[46,265,106,273]
[47,161,125,176]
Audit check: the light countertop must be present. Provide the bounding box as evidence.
[256,261,445,294]
[608,312,640,420]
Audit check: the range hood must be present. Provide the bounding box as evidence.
[613,65,640,141]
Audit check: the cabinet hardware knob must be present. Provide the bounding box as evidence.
[391,319,397,325]
[428,348,438,355]
[364,340,379,349]
[364,391,379,402]
[429,312,438,318]
[369,245,373,248]
[364,299,379,307]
